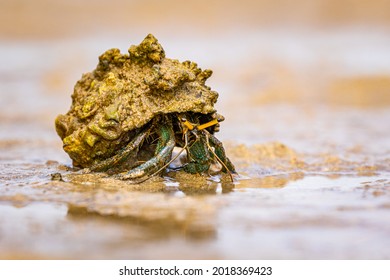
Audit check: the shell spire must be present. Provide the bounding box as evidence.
[128,34,165,63]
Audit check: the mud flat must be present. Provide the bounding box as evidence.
[1,3,390,258]
[1,98,389,259]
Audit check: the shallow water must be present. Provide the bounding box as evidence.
[1,6,390,259]
[1,172,390,259]
[1,104,390,259]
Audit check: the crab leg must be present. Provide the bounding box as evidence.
[136,132,190,183]
[86,125,152,172]
[207,133,237,174]
[182,135,211,174]
[115,122,175,180]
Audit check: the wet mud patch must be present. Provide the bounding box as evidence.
[1,25,390,258]
[1,149,390,259]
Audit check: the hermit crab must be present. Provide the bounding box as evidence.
[55,34,236,182]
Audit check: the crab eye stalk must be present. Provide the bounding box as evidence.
[197,118,219,131]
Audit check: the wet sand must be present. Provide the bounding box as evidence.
[1,1,390,259]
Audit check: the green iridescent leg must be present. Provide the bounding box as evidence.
[183,136,211,174]
[115,123,175,180]
[208,133,236,174]
[86,126,152,172]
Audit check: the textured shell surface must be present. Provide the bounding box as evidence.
[55,34,219,167]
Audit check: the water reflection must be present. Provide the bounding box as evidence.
[235,172,304,189]
[2,171,390,259]
[67,204,217,241]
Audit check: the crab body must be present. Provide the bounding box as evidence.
[55,34,235,181]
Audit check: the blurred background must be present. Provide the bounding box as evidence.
[1,0,390,151]
[2,0,390,38]
[1,0,390,259]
